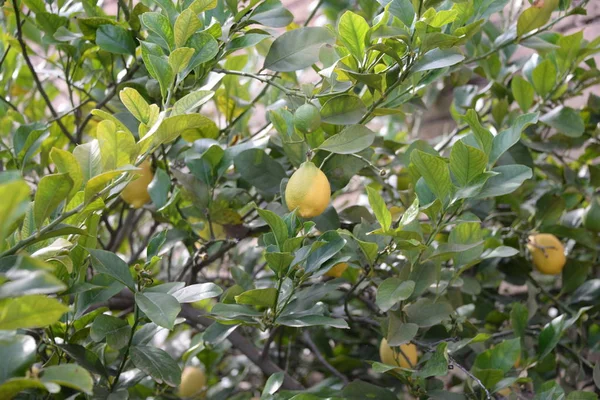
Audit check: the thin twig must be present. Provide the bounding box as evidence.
[11,0,77,145]
[302,331,349,384]
[448,355,492,400]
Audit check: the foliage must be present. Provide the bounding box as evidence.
[0,0,599,398]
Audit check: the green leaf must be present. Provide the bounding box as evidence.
[141,12,175,50]
[168,47,195,75]
[538,308,589,359]
[188,0,217,14]
[405,298,453,327]
[0,180,31,245]
[341,380,397,400]
[419,342,448,378]
[0,334,36,382]
[174,9,201,48]
[90,314,131,349]
[413,48,464,72]
[338,11,370,63]
[450,141,488,186]
[73,139,103,184]
[130,345,181,386]
[0,378,49,399]
[410,150,452,203]
[476,164,532,198]
[256,208,288,250]
[40,364,93,395]
[510,303,528,340]
[34,173,73,228]
[0,270,66,298]
[318,125,375,154]
[532,59,556,97]
[171,283,223,303]
[83,169,124,203]
[50,148,83,198]
[139,114,218,152]
[366,186,392,231]
[58,344,108,377]
[376,278,415,312]
[96,24,136,55]
[511,75,534,112]
[517,0,558,37]
[88,248,137,291]
[172,90,214,115]
[474,338,521,372]
[234,149,287,195]
[148,167,170,209]
[276,314,349,329]
[490,112,538,164]
[148,54,174,98]
[387,316,418,346]
[262,372,284,397]
[96,121,137,170]
[463,109,494,155]
[264,27,335,71]
[135,292,181,329]
[235,288,278,308]
[388,0,415,27]
[250,1,293,27]
[320,95,367,125]
[119,87,151,124]
[184,32,219,73]
[540,106,585,137]
[264,252,294,276]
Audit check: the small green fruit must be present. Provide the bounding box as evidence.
[583,196,600,232]
[293,104,321,133]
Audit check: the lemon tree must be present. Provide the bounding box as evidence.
[0,0,599,399]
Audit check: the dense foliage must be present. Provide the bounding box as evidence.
[1,0,599,398]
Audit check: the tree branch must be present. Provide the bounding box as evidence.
[11,0,78,145]
[301,331,349,384]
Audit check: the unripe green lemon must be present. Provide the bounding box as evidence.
[178,366,206,399]
[293,104,321,134]
[526,233,566,275]
[325,262,348,278]
[583,197,600,232]
[285,161,331,218]
[121,160,153,208]
[379,338,418,369]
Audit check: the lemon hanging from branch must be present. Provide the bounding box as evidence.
[293,104,321,134]
[121,160,153,208]
[379,338,418,369]
[527,233,566,275]
[285,161,331,218]
[178,366,206,399]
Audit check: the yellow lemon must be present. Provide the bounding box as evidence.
[527,233,566,275]
[121,160,153,208]
[178,366,206,399]
[379,338,418,369]
[293,104,321,134]
[325,262,348,278]
[285,161,331,218]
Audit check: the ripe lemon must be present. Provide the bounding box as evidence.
[285,161,331,218]
[583,197,600,232]
[526,233,566,275]
[121,160,153,208]
[178,366,206,399]
[293,104,321,134]
[379,338,418,369]
[325,262,348,278]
